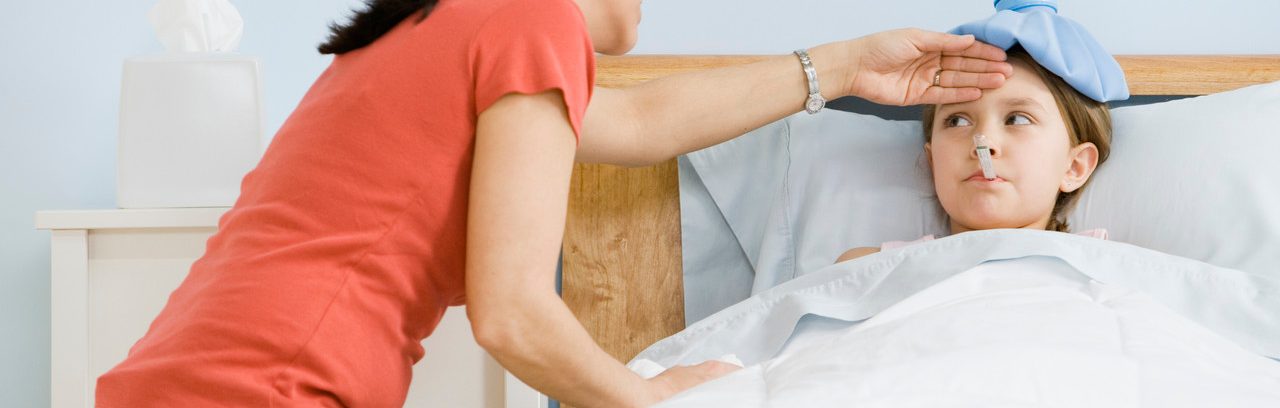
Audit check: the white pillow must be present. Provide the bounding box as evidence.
[1071,80,1280,276]
[681,80,1280,320]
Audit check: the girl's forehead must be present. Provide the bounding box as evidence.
[938,61,1055,114]
[1001,59,1054,95]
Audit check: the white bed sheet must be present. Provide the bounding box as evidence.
[632,230,1280,407]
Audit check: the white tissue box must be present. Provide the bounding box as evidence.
[117,54,264,208]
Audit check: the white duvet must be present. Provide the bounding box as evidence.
[630,230,1280,407]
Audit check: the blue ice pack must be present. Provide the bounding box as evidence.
[952,0,1129,102]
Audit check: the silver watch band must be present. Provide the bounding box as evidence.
[793,49,825,114]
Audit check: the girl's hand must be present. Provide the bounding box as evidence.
[825,28,1014,106]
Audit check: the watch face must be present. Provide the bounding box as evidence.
[806,97,824,113]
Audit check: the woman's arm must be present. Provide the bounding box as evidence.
[467,90,735,407]
[577,29,1013,167]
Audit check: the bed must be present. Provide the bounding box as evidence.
[561,54,1280,406]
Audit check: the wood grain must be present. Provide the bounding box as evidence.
[560,54,1280,369]
[562,161,685,363]
[594,54,1280,94]
[1116,55,1280,95]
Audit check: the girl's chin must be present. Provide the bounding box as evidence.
[944,196,1037,231]
[952,212,1027,231]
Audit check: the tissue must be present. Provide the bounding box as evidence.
[148,0,244,52]
[118,54,264,208]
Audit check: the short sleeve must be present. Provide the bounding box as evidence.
[471,0,596,140]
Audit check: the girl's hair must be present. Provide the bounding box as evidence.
[921,46,1113,232]
[318,0,436,55]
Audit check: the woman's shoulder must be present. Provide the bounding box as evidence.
[464,0,595,134]
[464,0,595,73]
[467,0,588,36]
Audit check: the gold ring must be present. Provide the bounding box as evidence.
[933,69,943,87]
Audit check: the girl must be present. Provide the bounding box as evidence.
[838,46,1113,262]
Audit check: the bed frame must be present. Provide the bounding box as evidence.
[561,54,1280,366]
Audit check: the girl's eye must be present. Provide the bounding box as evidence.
[944,115,972,127]
[1006,113,1033,125]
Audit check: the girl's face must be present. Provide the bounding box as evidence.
[927,59,1099,233]
[575,0,643,55]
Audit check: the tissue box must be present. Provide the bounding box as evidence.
[117,54,264,208]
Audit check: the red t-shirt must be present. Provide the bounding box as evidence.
[210,0,594,333]
[98,0,594,405]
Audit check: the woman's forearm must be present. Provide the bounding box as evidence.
[470,291,657,408]
[580,43,853,166]
[623,43,852,161]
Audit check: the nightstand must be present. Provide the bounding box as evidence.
[36,208,542,408]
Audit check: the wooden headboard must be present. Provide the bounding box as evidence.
[561,55,1280,364]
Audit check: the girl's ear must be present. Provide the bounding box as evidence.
[924,143,934,169]
[1061,142,1099,193]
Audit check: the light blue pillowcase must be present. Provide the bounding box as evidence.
[680,110,947,324]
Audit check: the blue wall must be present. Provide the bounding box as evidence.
[3,1,1278,406]
[0,1,359,406]
[632,1,1280,54]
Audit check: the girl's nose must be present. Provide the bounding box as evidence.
[970,133,1001,159]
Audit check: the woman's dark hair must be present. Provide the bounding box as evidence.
[318,0,437,55]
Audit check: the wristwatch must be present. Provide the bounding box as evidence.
[793,49,825,114]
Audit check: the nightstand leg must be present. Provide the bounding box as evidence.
[50,229,89,408]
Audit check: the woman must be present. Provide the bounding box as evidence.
[96,0,1012,406]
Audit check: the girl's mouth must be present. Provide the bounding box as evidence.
[967,173,1005,182]
[962,168,1003,181]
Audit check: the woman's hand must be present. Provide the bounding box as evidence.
[820,28,1014,106]
[646,361,741,403]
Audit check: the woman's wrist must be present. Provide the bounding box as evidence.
[806,41,860,101]
[639,377,673,407]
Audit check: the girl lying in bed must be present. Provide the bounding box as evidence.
[837,45,1113,263]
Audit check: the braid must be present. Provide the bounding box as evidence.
[1046,191,1075,232]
